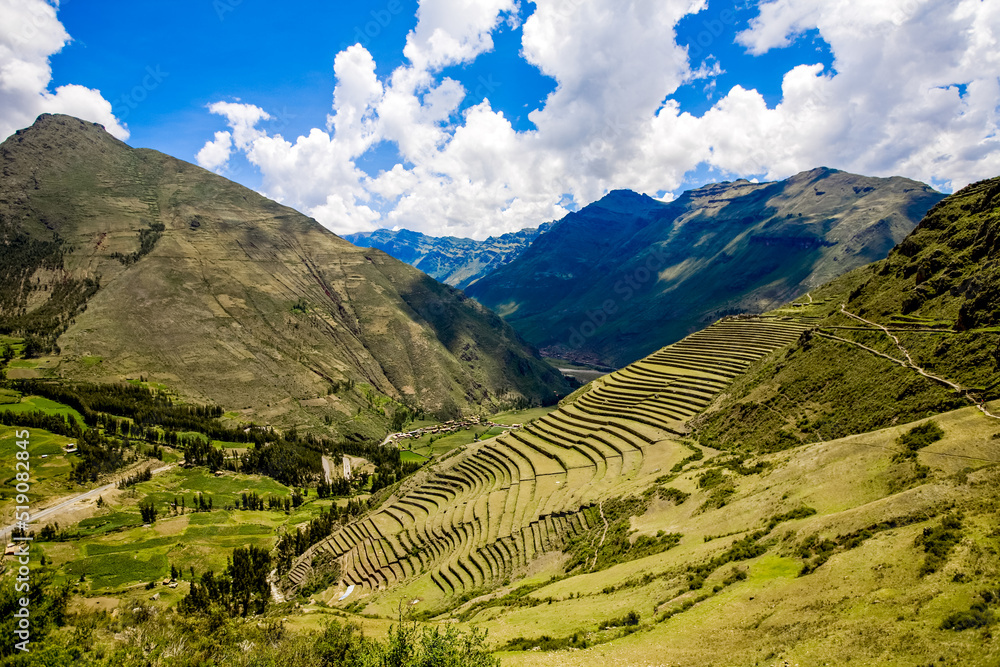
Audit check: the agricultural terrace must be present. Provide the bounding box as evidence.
[284,318,809,609]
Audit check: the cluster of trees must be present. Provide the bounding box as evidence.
[316,477,352,497]
[138,498,158,523]
[182,436,227,470]
[116,467,152,489]
[4,279,99,357]
[15,380,224,433]
[0,231,100,356]
[0,408,81,437]
[71,428,135,483]
[369,460,422,494]
[179,545,271,617]
[161,494,215,516]
[238,438,322,486]
[236,490,303,512]
[110,222,165,266]
[6,378,427,491]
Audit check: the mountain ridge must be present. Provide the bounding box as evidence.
[467,167,944,367]
[0,114,572,436]
[345,222,553,290]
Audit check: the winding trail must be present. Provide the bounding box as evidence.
[834,305,999,420]
[269,569,286,604]
[590,501,610,572]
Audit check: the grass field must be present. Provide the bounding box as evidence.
[39,464,344,593]
[490,406,558,425]
[405,425,501,458]
[0,425,79,523]
[0,393,86,425]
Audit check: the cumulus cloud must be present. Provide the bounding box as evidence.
[195,131,233,172]
[0,0,127,141]
[704,0,1000,188]
[403,0,519,70]
[196,0,1000,238]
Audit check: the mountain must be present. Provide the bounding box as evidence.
[467,169,944,367]
[278,180,999,665]
[694,175,1000,451]
[344,223,552,290]
[0,114,571,436]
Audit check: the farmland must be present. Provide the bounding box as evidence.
[283,319,810,611]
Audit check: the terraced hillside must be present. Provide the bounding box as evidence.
[283,318,809,605]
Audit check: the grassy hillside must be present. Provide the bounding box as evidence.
[695,176,1000,452]
[0,114,571,437]
[276,314,998,666]
[468,169,943,367]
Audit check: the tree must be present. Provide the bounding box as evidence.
[138,498,158,523]
[315,620,370,667]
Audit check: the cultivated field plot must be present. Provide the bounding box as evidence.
[37,465,340,593]
[284,318,810,609]
[0,425,77,523]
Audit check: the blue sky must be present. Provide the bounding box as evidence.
[3,0,997,238]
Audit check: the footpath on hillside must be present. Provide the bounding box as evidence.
[817,305,999,420]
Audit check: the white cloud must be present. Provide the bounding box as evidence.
[403,0,519,70]
[195,131,233,172]
[699,0,1000,188]
[0,0,127,141]
[196,0,1000,239]
[205,101,270,149]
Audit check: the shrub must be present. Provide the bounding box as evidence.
[657,487,690,504]
[941,605,993,631]
[697,468,727,489]
[915,513,963,576]
[894,421,944,461]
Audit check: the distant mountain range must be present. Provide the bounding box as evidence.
[0,114,571,436]
[345,223,552,290]
[466,169,944,367]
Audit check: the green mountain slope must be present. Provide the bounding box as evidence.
[467,169,943,367]
[694,176,1000,452]
[345,223,552,291]
[275,179,999,666]
[0,114,571,435]
[280,285,998,665]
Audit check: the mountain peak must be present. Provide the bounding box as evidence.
[586,188,664,215]
[12,113,113,143]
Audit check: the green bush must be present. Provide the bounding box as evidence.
[605,610,640,627]
[895,421,944,460]
[940,604,993,631]
[915,513,963,576]
[657,487,690,504]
